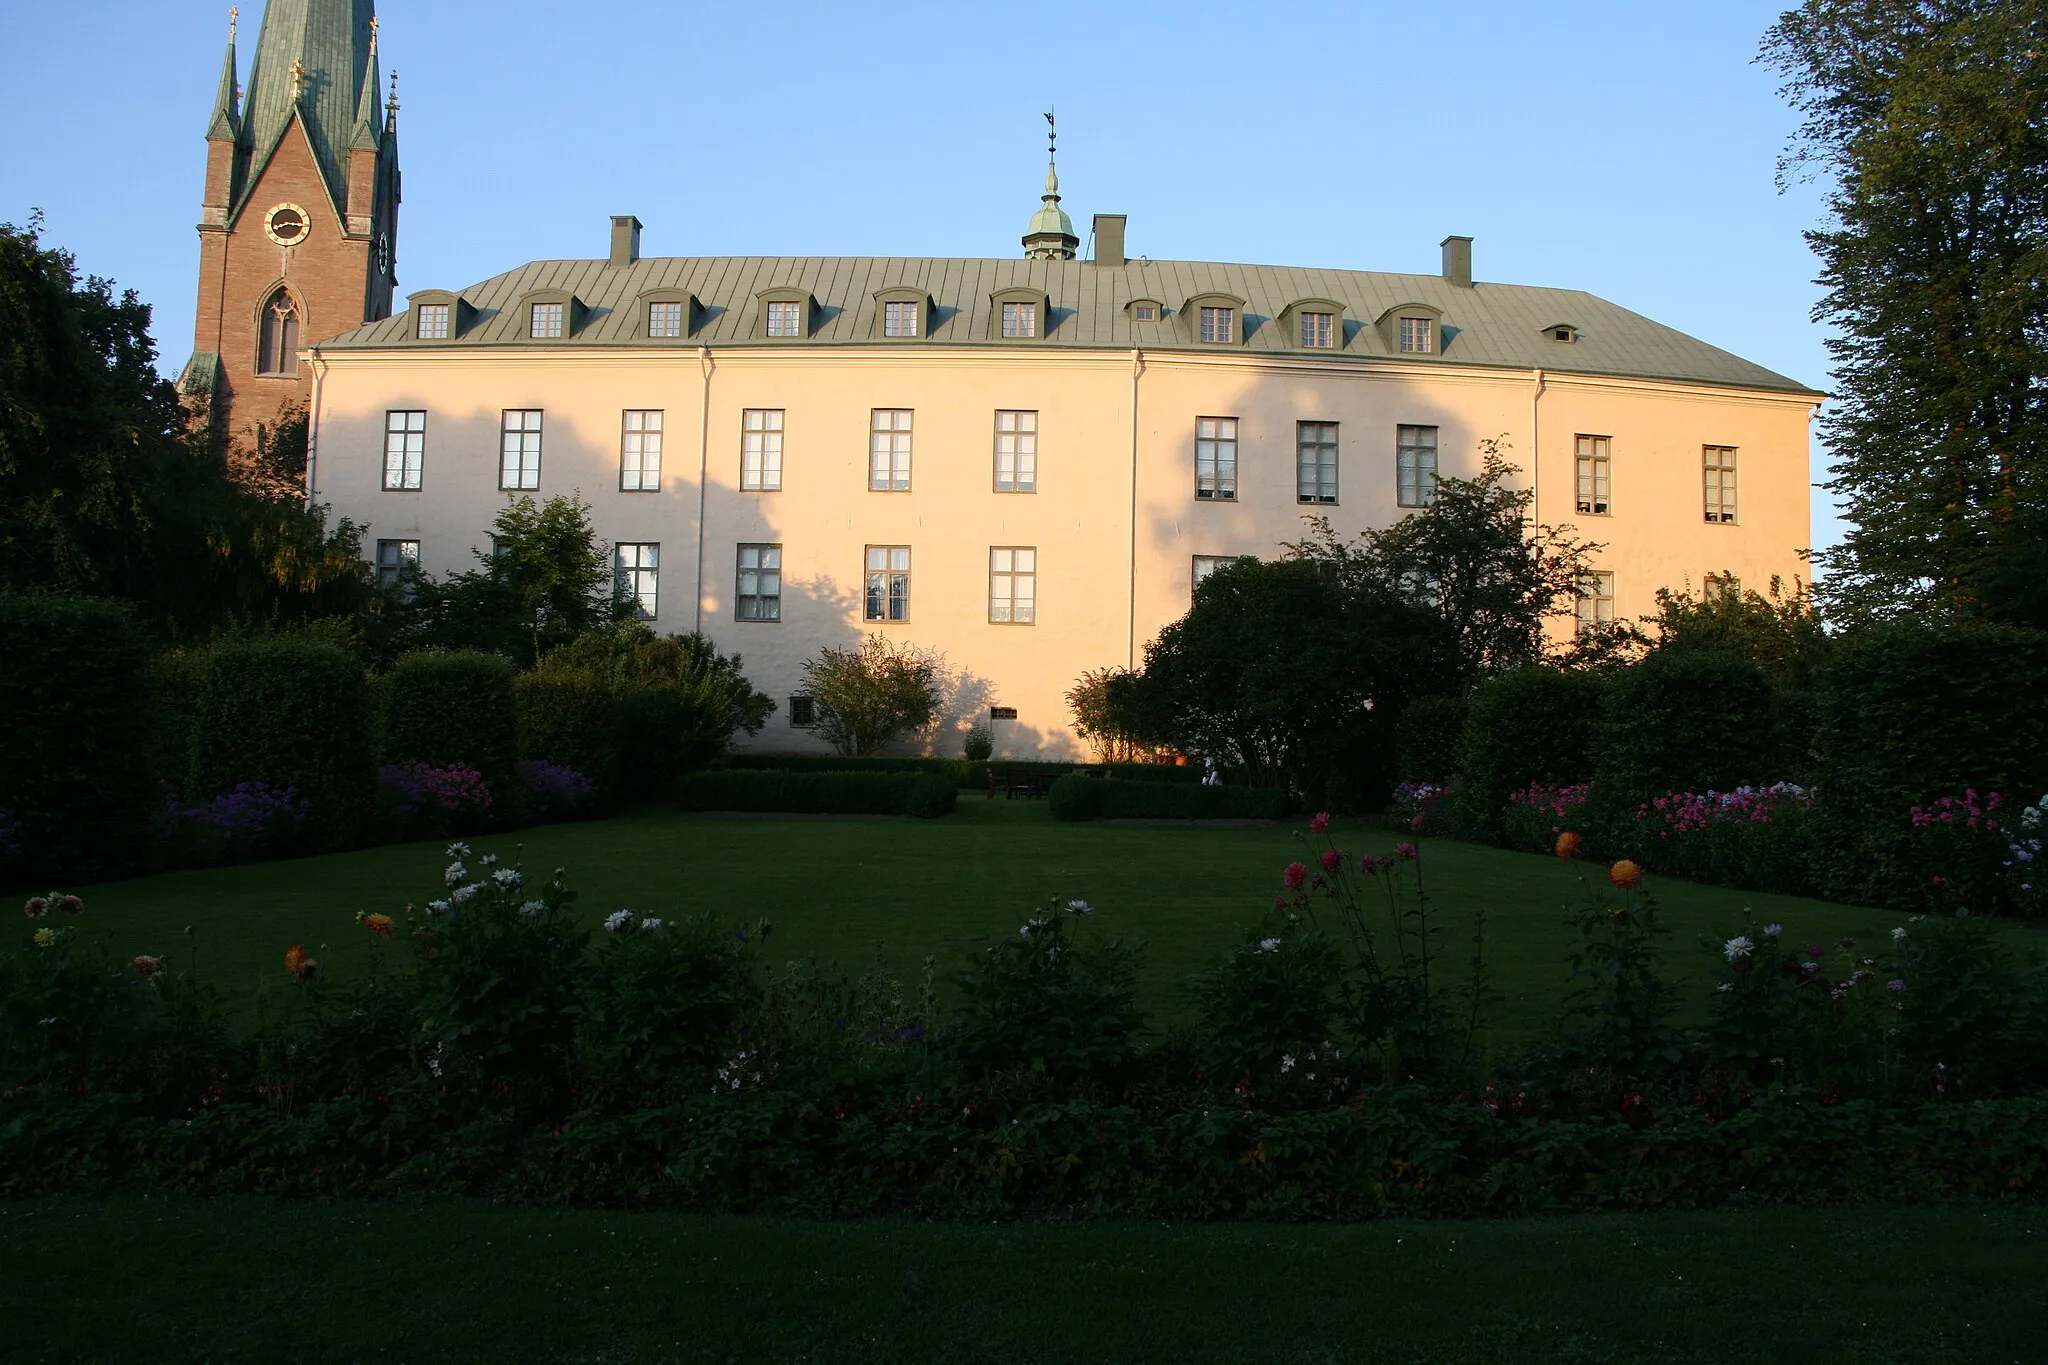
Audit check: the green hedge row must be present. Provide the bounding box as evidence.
[716,753,1203,788]
[380,650,521,795]
[676,769,957,818]
[1047,775,1289,821]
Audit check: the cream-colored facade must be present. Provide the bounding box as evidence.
[307,219,1817,759]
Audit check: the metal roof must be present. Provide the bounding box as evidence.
[321,254,1818,395]
[229,0,379,219]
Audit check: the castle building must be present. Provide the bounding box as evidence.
[197,5,1818,759]
[180,0,400,457]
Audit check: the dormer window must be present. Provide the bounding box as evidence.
[531,302,564,338]
[990,287,1052,341]
[1300,311,1335,348]
[648,301,684,337]
[1547,324,1579,343]
[1199,306,1235,343]
[756,287,816,340]
[1399,316,1433,353]
[408,290,470,343]
[1184,293,1247,346]
[417,304,450,340]
[1001,301,1038,338]
[883,300,920,337]
[1134,302,1158,322]
[635,290,696,341]
[766,301,802,336]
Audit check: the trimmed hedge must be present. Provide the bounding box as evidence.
[188,637,375,850]
[676,769,957,818]
[514,665,620,802]
[143,646,211,792]
[0,594,153,884]
[1596,649,1779,803]
[716,753,1204,788]
[1394,694,1466,782]
[381,651,520,793]
[1048,775,1289,821]
[1458,666,1607,837]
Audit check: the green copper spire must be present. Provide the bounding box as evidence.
[205,10,239,142]
[237,0,379,214]
[348,18,382,151]
[1022,112,1077,260]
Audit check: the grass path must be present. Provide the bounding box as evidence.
[3,1196,2042,1362]
[58,801,1972,1040]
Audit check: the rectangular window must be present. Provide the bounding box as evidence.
[1192,555,1234,590]
[994,410,1037,492]
[1000,301,1038,338]
[883,300,920,337]
[615,542,659,620]
[375,538,419,590]
[1704,445,1737,523]
[1576,570,1616,635]
[865,546,911,622]
[499,410,543,490]
[1195,417,1238,500]
[765,300,803,337]
[1134,303,1158,321]
[990,547,1036,624]
[382,410,425,491]
[530,302,564,338]
[416,304,449,340]
[1300,311,1335,348]
[741,409,784,491]
[1297,421,1338,504]
[1398,316,1434,353]
[647,301,684,338]
[1397,424,1439,507]
[1576,434,1612,515]
[1705,572,1741,598]
[869,409,912,491]
[736,543,781,622]
[620,410,663,491]
[788,694,816,727]
[1199,306,1235,343]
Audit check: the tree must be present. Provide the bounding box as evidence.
[1064,667,1146,762]
[1285,441,1601,687]
[1762,1,2048,623]
[1645,576,1829,685]
[802,635,942,757]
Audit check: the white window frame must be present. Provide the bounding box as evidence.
[1576,435,1612,515]
[615,542,660,620]
[742,409,784,491]
[382,410,425,491]
[374,538,419,590]
[1001,301,1039,338]
[499,410,543,491]
[1704,445,1737,523]
[416,304,449,340]
[1199,306,1235,343]
[1398,316,1434,353]
[530,302,564,338]
[736,543,781,622]
[646,301,685,338]
[1296,421,1338,504]
[989,546,1036,624]
[1397,424,1438,508]
[869,409,912,491]
[1192,555,1235,591]
[864,545,911,622]
[765,300,803,338]
[882,300,920,338]
[1300,311,1335,348]
[1576,570,1616,635]
[620,410,663,492]
[995,410,1037,492]
[1195,417,1238,500]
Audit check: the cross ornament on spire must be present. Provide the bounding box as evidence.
[228,6,237,41]
[386,70,400,118]
[288,57,306,101]
[368,15,378,54]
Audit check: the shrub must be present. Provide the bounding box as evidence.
[580,912,762,1096]
[157,781,311,867]
[1596,649,1780,803]
[1613,784,1818,894]
[1047,775,1288,821]
[143,646,211,792]
[802,635,943,757]
[1499,781,1594,855]
[1394,694,1467,782]
[0,595,153,883]
[1458,666,1607,840]
[951,897,1144,1086]
[514,663,619,804]
[520,760,597,823]
[380,651,520,796]
[1190,921,1346,1094]
[188,637,374,850]
[962,725,993,762]
[375,762,496,840]
[676,770,957,818]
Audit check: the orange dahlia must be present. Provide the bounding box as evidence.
[364,913,396,938]
[1609,860,1644,891]
[284,944,317,979]
[1555,831,1582,861]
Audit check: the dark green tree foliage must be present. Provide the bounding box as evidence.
[1763,1,2048,623]
[1118,557,1442,797]
[0,594,151,883]
[380,651,520,792]
[513,664,620,800]
[142,646,211,791]
[802,635,943,758]
[1393,694,1468,782]
[544,623,775,796]
[1596,650,1782,802]
[189,638,374,848]
[1458,666,1608,835]
[1647,578,1829,686]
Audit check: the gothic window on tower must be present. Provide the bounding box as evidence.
[257,289,301,376]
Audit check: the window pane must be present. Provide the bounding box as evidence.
[531,302,563,338]
[1301,311,1334,347]
[766,300,802,337]
[1297,421,1338,503]
[990,546,1037,623]
[384,410,425,490]
[647,301,684,337]
[870,410,911,490]
[737,543,781,621]
[1397,424,1438,507]
[500,411,543,490]
[1199,306,1234,343]
[417,305,449,339]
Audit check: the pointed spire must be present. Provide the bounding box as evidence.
[206,9,240,141]
[349,19,382,150]
[1022,110,1078,260]
[385,69,399,128]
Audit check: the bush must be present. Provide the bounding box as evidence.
[676,770,957,818]
[375,762,497,841]
[951,898,1144,1086]
[1811,619,2048,906]
[156,781,312,867]
[1394,694,1467,782]
[1190,922,1345,1093]
[514,664,619,804]
[962,725,993,762]
[1613,785,1818,895]
[380,651,520,796]
[188,637,374,850]
[581,912,762,1096]
[520,760,598,823]
[0,595,153,884]
[1458,666,1607,839]
[143,646,211,792]
[1596,649,1780,803]
[1047,775,1288,821]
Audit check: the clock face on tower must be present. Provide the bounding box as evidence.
[376,232,391,275]
[264,204,309,246]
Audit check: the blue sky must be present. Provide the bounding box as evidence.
[1,0,1842,551]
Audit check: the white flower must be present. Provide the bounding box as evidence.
[1723,936,1755,962]
[1891,926,1908,942]
[639,917,663,932]
[1065,899,1092,915]
[444,842,472,859]
[519,900,546,920]
[425,899,451,916]
[450,883,479,905]
[1716,982,1734,993]
[480,853,499,867]
[604,909,634,934]
[1280,1053,1296,1072]
[1257,937,1281,953]
[492,868,522,890]
[1761,923,1782,938]
[1021,917,1049,937]
[443,861,467,887]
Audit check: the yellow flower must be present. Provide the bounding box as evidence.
[1609,860,1644,891]
[33,927,55,948]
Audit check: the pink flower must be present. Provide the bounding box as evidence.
[1319,848,1342,873]
[1309,812,1330,834]
[1283,862,1307,890]
[1394,842,1418,861]
[1410,815,1425,831]
[1359,857,1379,877]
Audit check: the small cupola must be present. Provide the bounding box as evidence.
[1022,117,1078,260]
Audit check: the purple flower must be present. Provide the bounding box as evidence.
[519,759,595,820]
[1887,979,1907,993]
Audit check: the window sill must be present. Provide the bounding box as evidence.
[1297,497,1338,506]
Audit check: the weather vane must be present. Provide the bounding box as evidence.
[1044,109,1056,161]
[387,70,400,117]
[228,6,237,42]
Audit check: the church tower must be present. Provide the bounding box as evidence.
[182,1,400,460]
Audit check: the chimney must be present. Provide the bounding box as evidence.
[610,215,642,269]
[1094,213,1127,267]
[1441,234,1473,288]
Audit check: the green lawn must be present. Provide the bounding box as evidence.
[3,1196,2042,1362]
[57,801,1963,1042]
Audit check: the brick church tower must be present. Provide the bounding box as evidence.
[181,0,400,461]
